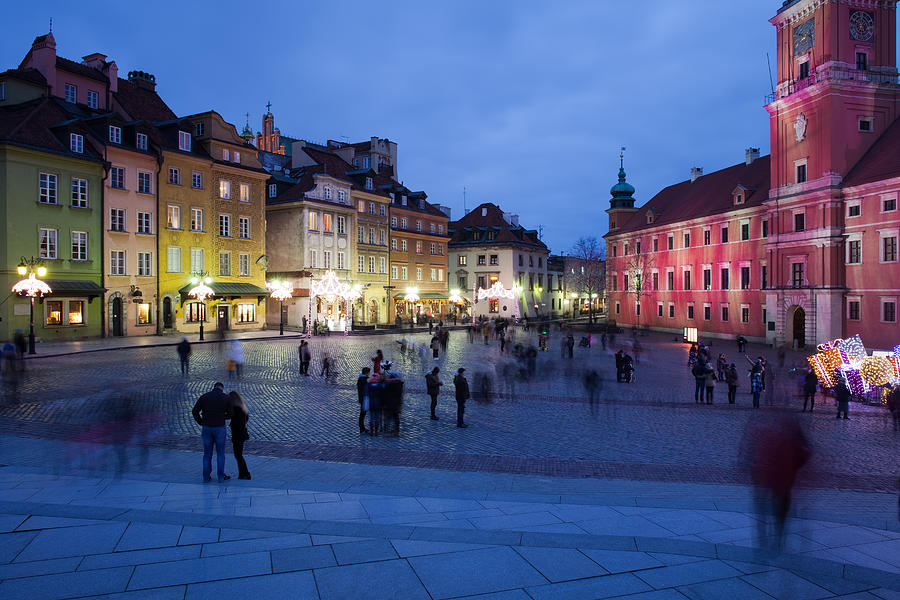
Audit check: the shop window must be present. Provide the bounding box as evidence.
[236,304,256,323]
[46,301,63,326]
[489,299,499,313]
[137,303,152,325]
[185,302,206,323]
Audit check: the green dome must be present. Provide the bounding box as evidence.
[610,166,635,198]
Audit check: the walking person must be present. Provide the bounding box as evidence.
[177,337,191,376]
[750,367,763,408]
[802,368,818,412]
[725,363,739,404]
[615,349,625,383]
[835,380,851,419]
[453,367,470,428]
[430,334,440,361]
[716,353,727,382]
[566,333,575,359]
[426,366,442,420]
[357,367,370,433]
[372,349,384,375]
[229,340,245,379]
[299,341,311,376]
[228,391,251,479]
[321,352,332,377]
[191,382,232,483]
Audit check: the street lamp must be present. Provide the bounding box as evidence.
[12,257,51,355]
[266,279,293,335]
[188,274,214,340]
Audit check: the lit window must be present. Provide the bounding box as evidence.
[234,151,240,164]
[219,180,231,199]
[223,148,230,161]
[240,183,250,202]
[239,254,250,276]
[185,302,205,323]
[323,213,333,232]
[137,303,151,325]
[191,208,203,232]
[236,303,256,322]
[167,205,181,229]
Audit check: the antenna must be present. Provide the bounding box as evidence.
[463,186,467,213]
[538,225,544,240]
[49,17,53,32]
[766,52,775,94]
[620,146,626,168]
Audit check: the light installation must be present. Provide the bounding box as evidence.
[476,281,517,301]
[307,271,358,335]
[808,335,900,400]
[188,275,214,341]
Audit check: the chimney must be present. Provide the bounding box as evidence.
[434,204,452,219]
[106,61,118,93]
[690,167,703,183]
[27,32,57,92]
[127,70,156,92]
[502,212,519,227]
[82,53,107,69]
[745,147,760,165]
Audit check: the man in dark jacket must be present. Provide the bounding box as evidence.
[357,367,370,433]
[453,368,470,428]
[191,382,232,482]
[692,361,710,403]
[835,380,851,419]
[425,367,442,420]
[177,337,191,376]
[802,369,818,412]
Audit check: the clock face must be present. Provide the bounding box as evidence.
[793,18,815,55]
[849,10,874,42]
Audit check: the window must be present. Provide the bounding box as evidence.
[429,223,436,234]
[762,220,769,238]
[657,303,664,317]
[458,255,467,266]
[323,251,331,269]
[219,215,231,237]
[477,255,486,266]
[652,272,659,291]
[379,204,386,216]
[666,270,674,291]
[368,202,375,214]
[309,250,317,268]
[355,254,363,272]
[109,126,122,144]
[236,303,256,323]
[110,167,125,190]
[110,250,126,275]
[438,244,444,255]
[136,132,147,150]
[391,217,398,228]
[721,305,729,322]
[796,163,807,184]
[859,119,872,132]
[379,229,385,245]
[191,208,203,232]
[683,233,690,248]
[185,302,205,323]
[379,257,386,274]
[219,180,231,199]
[489,254,498,265]
[741,305,750,324]
[391,265,398,279]
[416,267,422,281]
[741,266,751,289]
[71,178,88,207]
[167,247,182,272]
[269,183,277,198]
[624,242,630,256]
[323,213,333,233]
[791,262,804,288]
[401,218,407,229]
[761,265,768,289]
[338,190,345,203]
[337,216,346,235]
[234,151,241,163]
[87,90,99,109]
[703,268,711,290]
[365,177,373,190]
[71,231,88,261]
[178,131,191,151]
[652,238,658,252]
[848,239,861,264]
[883,300,897,323]
[369,257,376,273]
[687,304,695,319]
[703,230,710,246]
[324,187,332,200]
[883,236,898,262]
[218,252,231,276]
[168,167,181,185]
[615,302,620,315]
[719,225,729,243]
[720,267,729,290]
[683,270,691,290]
[667,235,674,250]
[239,253,250,276]
[369,228,376,244]
[137,303,151,325]
[884,197,897,212]
[703,305,711,321]
[190,248,204,274]
[239,217,250,239]
[192,171,203,189]
[430,268,437,282]
[194,123,204,137]
[799,60,810,79]
[308,211,317,231]
[741,222,750,240]
[110,208,126,232]
[138,171,152,194]
[416,220,423,232]
[137,211,152,234]
[69,133,83,153]
[64,83,77,103]
[59,300,84,326]
[337,252,345,270]
[240,183,250,202]
[856,51,868,71]
[401,240,407,252]
[794,212,805,232]
[167,205,181,229]
[848,299,860,321]
[137,252,152,276]
[458,275,467,289]
[401,266,408,280]
[415,240,423,254]
[358,226,365,243]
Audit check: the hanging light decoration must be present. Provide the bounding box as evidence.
[310,270,352,299]
[267,279,294,302]
[404,287,420,302]
[12,273,52,297]
[476,281,517,301]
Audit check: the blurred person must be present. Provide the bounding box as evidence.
[299,340,311,376]
[623,353,635,384]
[430,334,440,360]
[888,384,900,432]
[191,382,232,483]
[601,331,607,351]
[750,368,763,409]
[357,367,370,433]
[835,380,851,420]
[802,369,818,412]
[13,330,26,370]
[615,349,625,383]
[688,344,698,368]
[229,340,245,379]
[704,361,717,404]
[453,367,470,428]
[725,363,739,404]
[566,332,575,359]
[482,322,490,345]
[717,353,727,381]
[425,366,442,420]
[692,359,711,403]
[2,340,20,403]
[473,370,495,404]
[367,371,383,436]
[372,349,384,375]
[229,391,251,480]
[177,337,191,376]
[584,368,602,413]
[321,352,332,377]
[381,362,403,436]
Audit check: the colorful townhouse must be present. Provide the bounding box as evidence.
[605,0,900,350]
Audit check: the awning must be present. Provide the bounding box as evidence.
[178,281,270,301]
[392,292,448,300]
[42,279,106,298]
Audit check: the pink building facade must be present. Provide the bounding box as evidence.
[605,0,900,351]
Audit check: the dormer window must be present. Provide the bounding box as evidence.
[324,186,332,200]
[234,151,240,164]
[732,186,748,206]
[178,131,191,152]
[735,194,743,204]
[136,133,148,150]
[365,177,373,190]
[69,133,83,153]
[222,148,230,161]
[194,122,204,137]
[109,125,122,144]
[646,212,653,224]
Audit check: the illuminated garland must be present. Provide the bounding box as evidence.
[838,335,867,361]
[839,365,869,396]
[860,356,893,386]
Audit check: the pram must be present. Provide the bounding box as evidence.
[623,359,636,383]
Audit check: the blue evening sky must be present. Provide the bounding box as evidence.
[4,1,896,252]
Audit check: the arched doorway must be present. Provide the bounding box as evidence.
[791,306,806,349]
[111,297,124,336]
[368,299,378,324]
[163,297,173,329]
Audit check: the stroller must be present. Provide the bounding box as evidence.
[623,356,636,383]
[579,336,591,348]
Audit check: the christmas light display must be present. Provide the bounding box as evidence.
[810,335,900,402]
[860,356,894,387]
[476,281,517,301]
[838,335,867,361]
[808,353,836,388]
[889,356,900,379]
[840,365,869,396]
[11,273,52,297]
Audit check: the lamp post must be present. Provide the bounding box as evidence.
[266,280,293,335]
[12,257,51,355]
[188,274,214,341]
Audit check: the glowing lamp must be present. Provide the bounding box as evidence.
[16,265,27,276]
[266,280,294,302]
[448,289,464,304]
[683,327,698,343]
[12,273,52,297]
[37,266,47,277]
[404,287,420,302]
[860,356,894,386]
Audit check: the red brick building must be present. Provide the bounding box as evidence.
[605,0,900,351]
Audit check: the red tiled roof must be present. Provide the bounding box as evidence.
[0,97,102,160]
[299,146,355,183]
[448,203,547,250]
[844,116,900,187]
[0,68,47,87]
[609,157,771,236]
[55,56,107,83]
[113,77,176,122]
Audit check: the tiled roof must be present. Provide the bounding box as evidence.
[448,203,547,250]
[608,157,771,236]
[0,68,47,86]
[299,146,355,183]
[55,56,107,83]
[113,77,176,122]
[0,97,102,160]
[844,116,900,187]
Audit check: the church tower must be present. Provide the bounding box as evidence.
[606,151,637,232]
[255,103,285,155]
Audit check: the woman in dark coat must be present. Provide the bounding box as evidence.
[228,391,251,479]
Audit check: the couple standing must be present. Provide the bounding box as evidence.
[191,382,251,482]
